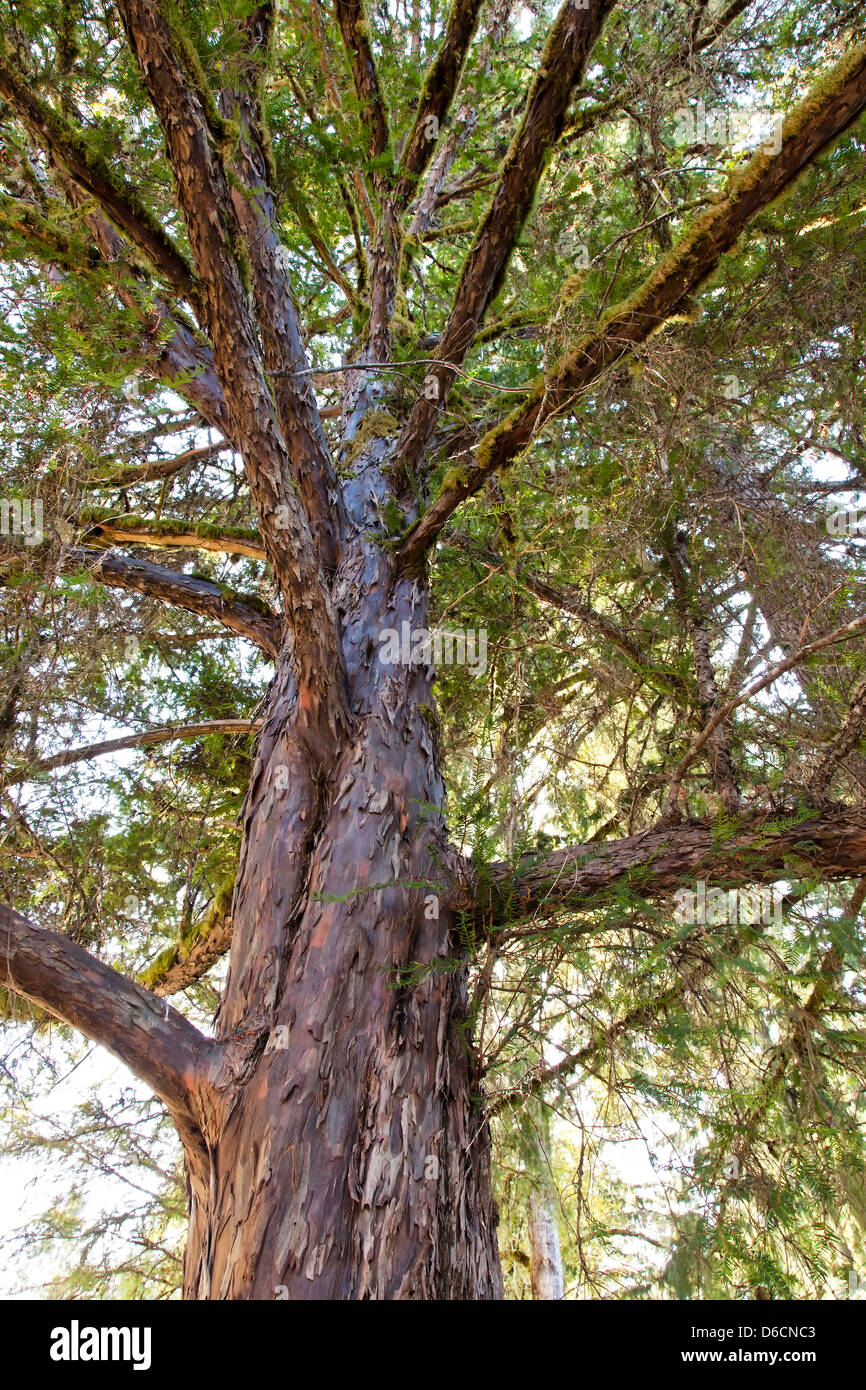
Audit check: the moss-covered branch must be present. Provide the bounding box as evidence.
[0,54,198,303]
[139,876,235,996]
[78,510,267,560]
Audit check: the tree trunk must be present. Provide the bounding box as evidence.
[528,1189,565,1301]
[180,431,503,1299]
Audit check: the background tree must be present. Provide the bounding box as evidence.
[2,0,866,1299]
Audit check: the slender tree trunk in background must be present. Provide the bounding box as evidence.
[181,433,502,1299]
[517,1103,564,1300]
[528,1187,565,1301]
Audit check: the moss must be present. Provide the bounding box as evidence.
[381,496,406,536]
[187,572,272,615]
[138,874,235,986]
[181,872,235,943]
[343,409,400,466]
[646,296,701,339]
[138,944,180,989]
[473,306,546,346]
[474,375,546,474]
[436,464,469,498]
[391,284,414,340]
[418,702,439,730]
[41,105,192,285]
[79,509,262,547]
[558,272,587,307]
[570,44,866,361]
[232,232,253,297]
[215,582,271,616]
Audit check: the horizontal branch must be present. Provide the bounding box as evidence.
[0,903,212,1125]
[470,805,866,928]
[101,442,232,487]
[61,547,280,656]
[398,43,866,567]
[79,512,266,561]
[6,719,263,784]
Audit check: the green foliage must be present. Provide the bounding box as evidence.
[1,0,866,1301]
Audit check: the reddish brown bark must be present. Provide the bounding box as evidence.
[4,3,866,1305]
[175,417,502,1298]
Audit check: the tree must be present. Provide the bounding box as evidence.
[1,0,866,1300]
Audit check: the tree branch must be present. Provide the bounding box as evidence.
[394,0,485,208]
[218,9,348,570]
[397,0,617,478]
[334,0,391,167]
[59,547,280,656]
[664,611,866,820]
[140,884,235,998]
[0,56,199,304]
[100,442,231,488]
[0,903,212,1126]
[117,0,349,750]
[398,44,866,567]
[468,805,866,929]
[6,718,263,784]
[79,512,266,561]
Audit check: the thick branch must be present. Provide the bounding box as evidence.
[140,886,235,998]
[0,57,198,304]
[398,0,617,477]
[394,0,485,208]
[60,547,280,656]
[334,0,391,166]
[117,0,349,748]
[80,512,266,561]
[398,44,866,567]
[0,903,212,1125]
[219,17,347,570]
[470,805,866,928]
